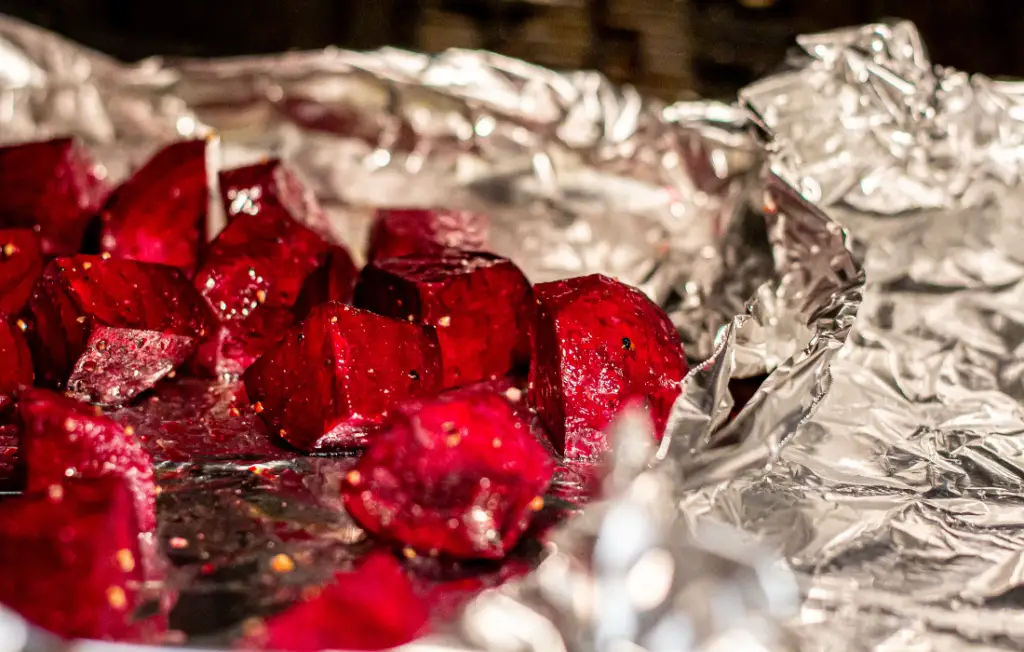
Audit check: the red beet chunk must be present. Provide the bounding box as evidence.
[0,137,111,256]
[0,477,147,641]
[99,139,212,274]
[342,391,554,559]
[366,208,488,262]
[193,172,355,376]
[19,388,157,532]
[0,229,44,315]
[219,159,331,235]
[244,303,441,451]
[294,247,359,316]
[106,378,290,465]
[354,251,532,389]
[245,551,429,651]
[528,274,688,460]
[26,255,212,406]
[0,423,20,490]
[0,318,32,415]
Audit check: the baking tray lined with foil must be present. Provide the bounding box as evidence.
[0,13,861,652]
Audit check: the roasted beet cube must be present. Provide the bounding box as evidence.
[26,255,213,406]
[342,391,554,559]
[0,229,44,315]
[0,477,148,641]
[294,247,359,316]
[354,251,532,389]
[244,551,429,651]
[244,303,441,451]
[192,187,355,376]
[219,159,331,234]
[19,388,156,532]
[0,318,32,416]
[366,208,488,262]
[0,137,111,256]
[528,274,688,459]
[99,139,213,274]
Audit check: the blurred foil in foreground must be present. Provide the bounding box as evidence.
[742,20,1024,215]
[0,13,864,652]
[460,413,800,652]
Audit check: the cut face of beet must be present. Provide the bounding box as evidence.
[99,139,212,275]
[0,229,45,316]
[219,159,331,235]
[245,551,429,652]
[0,423,20,491]
[0,318,32,416]
[26,255,213,406]
[0,477,148,641]
[0,137,111,256]
[342,391,554,559]
[366,208,488,262]
[294,247,359,317]
[528,274,689,460]
[192,166,355,377]
[243,303,442,451]
[354,251,532,389]
[19,387,157,532]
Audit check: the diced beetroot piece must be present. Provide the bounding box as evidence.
[354,251,532,389]
[219,159,330,235]
[245,551,429,652]
[0,423,20,491]
[0,229,44,315]
[26,255,212,406]
[342,391,554,559]
[0,477,147,641]
[0,137,111,256]
[366,208,488,262]
[19,387,157,532]
[243,303,442,451]
[192,182,354,376]
[528,274,689,460]
[99,139,212,274]
[106,378,289,465]
[293,247,359,316]
[0,318,32,416]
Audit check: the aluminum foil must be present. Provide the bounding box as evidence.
[684,20,1024,652]
[0,14,861,652]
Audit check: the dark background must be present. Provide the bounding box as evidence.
[2,0,1022,99]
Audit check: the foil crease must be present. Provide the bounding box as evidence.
[0,14,861,652]
[684,20,1024,652]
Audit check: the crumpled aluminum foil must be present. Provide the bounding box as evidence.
[686,20,1024,652]
[0,14,862,652]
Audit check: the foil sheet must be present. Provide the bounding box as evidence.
[683,20,1024,652]
[0,14,861,652]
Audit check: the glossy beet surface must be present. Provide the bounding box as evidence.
[528,274,689,459]
[99,140,211,274]
[0,137,111,256]
[26,255,213,406]
[0,229,45,316]
[0,477,148,641]
[354,251,532,389]
[0,318,32,415]
[244,551,430,651]
[366,208,488,262]
[19,388,157,532]
[244,303,442,451]
[219,159,332,235]
[342,391,554,559]
[193,167,354,377]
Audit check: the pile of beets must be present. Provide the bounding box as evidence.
[0,137,691,649]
